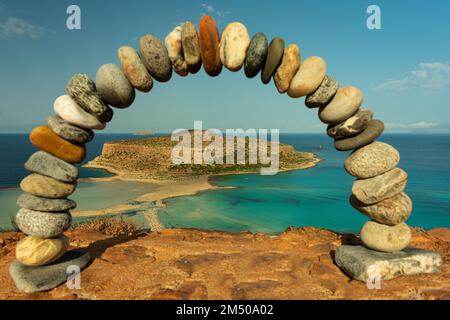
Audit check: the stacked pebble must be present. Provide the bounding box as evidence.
[12,15,414,291]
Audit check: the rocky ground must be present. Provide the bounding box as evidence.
[0,226,449,300]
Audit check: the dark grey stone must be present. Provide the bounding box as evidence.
[244,33,268,78]
[15,208,72,238]
[261,37,284,84]
[66,73,113,122]
[335,245,442,281]
[335,120,384,151]
[24,151,79,183]
[305,75,339,108]
[47,115,94,144]
[96,64,136,109]
[140,34,173,82]
[17,193,76,212]
[9,250,90,293]
[327,109,373,139]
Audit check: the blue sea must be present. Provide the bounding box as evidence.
[1,133,450,234]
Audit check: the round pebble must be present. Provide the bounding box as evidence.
[17,193,76,212]
[15,208,72,239]
[305,75,339,108]
[360,221,411,253]
[47,115,94,144]
[335,120,384,151]
[327,109,373,139]
[274,44,301,93]
[24,151,78,183]
[96,64,136,108]
[350,192,412,226]
[16,236,69,267]
[261,37,284,84]
[165,26,188,77]
[219,22,250,72]
[244,33,268,78]
[288,56,327,98]
[140,35,173,82]
[54,95,106,130]
[66,74,113,122]
[345,141,400,179]
[319,86,363,124]
[199,15,222,77]
[20,174,77,199]
[181,21,202,74]
[118,46,153,92]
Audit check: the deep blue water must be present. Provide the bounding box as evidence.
[1,133,449,234]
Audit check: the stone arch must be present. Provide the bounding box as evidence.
[10,15,427,293]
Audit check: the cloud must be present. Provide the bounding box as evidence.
[0,17,48,39]
[375,62,450,91]
[200,3,230,18]
[386,122,440,130]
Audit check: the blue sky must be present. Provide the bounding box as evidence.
[0,0,449,134]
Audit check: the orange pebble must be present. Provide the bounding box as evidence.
[199,15,222,77]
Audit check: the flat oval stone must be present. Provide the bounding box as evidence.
[360,221,411,253]
[29,126,86,164]
[244,33,268,78]
[118,46,153,92]
[15,209,72,239]
[16,236,69,267]
[319,86,363,124]
[96,64,136,108]
[17,193,76,212]
[335,120,384,151]
[352,168,408,205]
[165,26,188,77]
[24,151,78,183]
[350,192,412,226]
[199,15,222,77]
[54,95,106,130]
[327,109,373,139]
[47,115,94,144]
[288,56,327,98]
[181,21,202,74]
[305,75,339,108]
[345,141,400,178]
[20,174,77,199]
[261,37,284,84]
[274,44,301,93]
[66,74,112,122]
[219,22,250,72]
[140,35,173,82]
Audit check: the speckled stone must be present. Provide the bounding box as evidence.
[15,208,72,238]
[47,115,94,144]
[20,174,76,199]
[24,151,78,183]
[17,193,76,212]
[361,221,412,253]
[335,120,384,151]
[118,46,153,92]
[16,236,69,267]
[181,21,202,74]
[288,56,327,98]
[29,125,87,164]
[274,44,301,93]
[345,141,400,179]
[54,95,106,130]
[66,74,113,122]
[96,64,135,108]
[10,249,90,293]
[352,168,408,205]
[165,26,188,76]
[261,37,284,84]
[305,75,339,108]
[350,192,413,226]
[140,35,173,82]
[244,33,268,78]
[327,109,373,139]
[319,86,363,124]
[219,22,250,72]
[199,15,222,77]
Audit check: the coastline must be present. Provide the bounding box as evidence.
[76,154,321,229]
